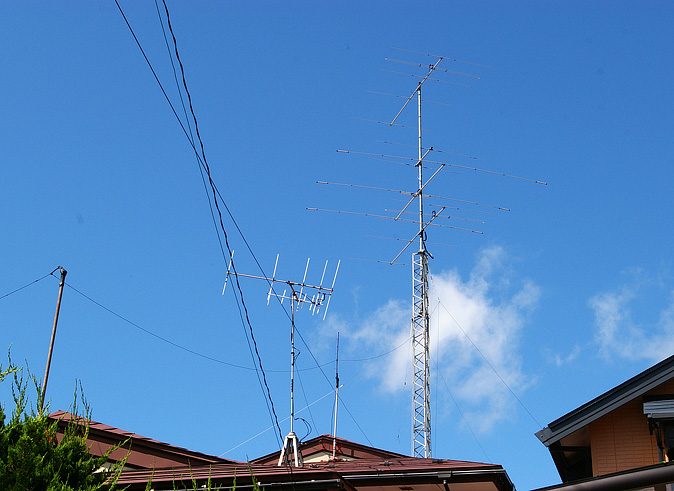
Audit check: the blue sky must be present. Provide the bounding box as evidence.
[2,2,674,490]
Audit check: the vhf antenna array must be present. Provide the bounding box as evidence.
[223,253,340,467]
[310,47,546,459]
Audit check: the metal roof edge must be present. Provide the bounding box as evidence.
[529,462,674,491]
[535,354,674,447]
[48,410,236,465]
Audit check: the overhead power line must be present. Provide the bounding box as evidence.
[116,1,376,452]
[116,0,285,447]
[0,269,55,301]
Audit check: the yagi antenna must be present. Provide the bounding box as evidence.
[306,208,483,234]
[315,181,511,211]
[366,91,455,108]
[222,254,339,468]
[381,69,473,88]
[336,150,547,185]
[364,235,457,248]
[223,254,340,320]
[350,116,422,131]
[377,140,483,161]
[385,58,481,79]
[311,48,545,459]
[384,209,485,224]
[390,47,494,68]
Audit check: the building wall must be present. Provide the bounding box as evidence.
[590,379,674,476]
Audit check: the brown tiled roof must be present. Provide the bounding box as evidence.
[49,412,512,491]
[48,410,236,469]
[253,434,408,464]
[117,454,512,490]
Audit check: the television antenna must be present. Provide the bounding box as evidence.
[223,253,340,467]
[310,47,546,459]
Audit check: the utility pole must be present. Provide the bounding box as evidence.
[40,266,67,413]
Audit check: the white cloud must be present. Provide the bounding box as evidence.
[544,345,582,367]
[428,248,540,432]
[326,246,539,433]
[589,287,635,359]
[589,285,674,362]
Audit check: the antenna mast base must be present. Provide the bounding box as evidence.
[278,431,303,467]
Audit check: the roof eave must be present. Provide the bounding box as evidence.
[536,354,674,447]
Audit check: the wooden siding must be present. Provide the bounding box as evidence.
[589,379,674,476]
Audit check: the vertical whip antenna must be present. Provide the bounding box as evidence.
[332,332,340,461]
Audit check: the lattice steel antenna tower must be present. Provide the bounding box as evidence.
[387,53,483,458]
[404,61,438,460]
[310,48,544,460]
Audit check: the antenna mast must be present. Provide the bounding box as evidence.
[384,54,444,459]
[412,78,432,459]
[223,254,339,467]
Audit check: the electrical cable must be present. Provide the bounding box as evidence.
[152,1,280,445]
[436,365,492,463]
[292,325,374,447]
[158,0,281,309]
[220,388,336,457]
[227,271,283,449]
[430,299,491,463]
[147,0,285,448]
[296,416,312,443]
[0,270,54,301]
[295,362,317,438]
[428,272,542,428]
[153,0,226,266]
[341,336,409,362]
[117,0,294,331]
[117,1,373,458]
[65,282,251,370]
[62,280,334,374]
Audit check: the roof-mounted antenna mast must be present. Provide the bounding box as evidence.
[223,254,340,467]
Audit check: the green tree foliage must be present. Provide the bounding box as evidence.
[0,358,124,491]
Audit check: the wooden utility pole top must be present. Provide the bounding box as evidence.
[40,266,67,413]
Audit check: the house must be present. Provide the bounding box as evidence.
[49,412,514,491]
[534,354,674,491]
[49,410,235,470]
[251,434,408,464]
[116,434,515,491]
